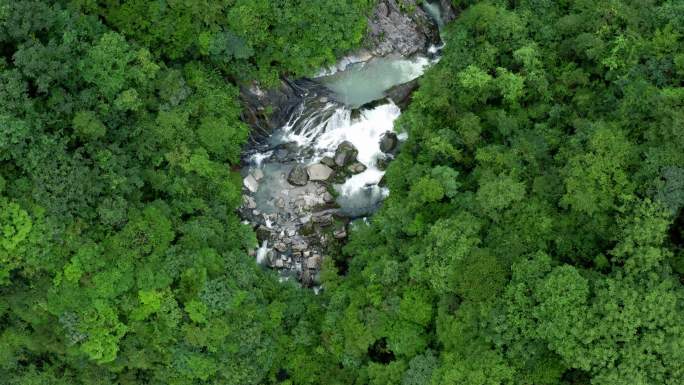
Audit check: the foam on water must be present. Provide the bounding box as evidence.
[315,103,401,166]
[256,241,269,264]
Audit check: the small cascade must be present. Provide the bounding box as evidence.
[255,240,269,265]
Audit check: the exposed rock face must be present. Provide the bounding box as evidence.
[365,0,440,57]
[385,79,419,110]
[240,79,335,145]
[307,164,334,181]
[287,164,309,186]
[334,141,359,167]
[240,79,300,143]
[380,132,399,153]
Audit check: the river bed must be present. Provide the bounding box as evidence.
[238,0,447,285]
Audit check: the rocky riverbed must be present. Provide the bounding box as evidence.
[237,0,454,287]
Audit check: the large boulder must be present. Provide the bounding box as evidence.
[307,164,334,181]
[365,0,440,57]
[385,79,419,110]
[380,132,399,153]
[287,164,309,186]
[243,174,259,193]
[334,141,359,167]
[348,162,367,174]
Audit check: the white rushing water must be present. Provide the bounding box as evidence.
[244,54,437,217]
[255,240,269,264]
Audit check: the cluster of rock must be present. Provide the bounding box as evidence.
[240,136,399,286]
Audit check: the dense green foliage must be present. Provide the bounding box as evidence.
[326,1,684,384]
[0,1,371,384]
[2,0,684,384]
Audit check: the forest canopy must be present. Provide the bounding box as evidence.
[1,1,684,385]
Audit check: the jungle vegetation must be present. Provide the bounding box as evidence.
[1,1,683,384]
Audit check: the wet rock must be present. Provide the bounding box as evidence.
[307,164,334,181]
[385,79,419,109]
[348,162,367,174]
[275,148,290,160]
[320,156,336,168]
[275,259,284,268]
[377,157,391,171]
[359,97,391,111]
[253,168,264,181]
[287,164,309,186]
[243,195,257,209]
[275,197,286,209]
[334,141,359,167]
[273,142,303,162]
[380,132,399,153]
[256,226,272,242]
[243,175,259,193]
[379,174,388,187]
[351,110,362,122]
[274,242,288,252]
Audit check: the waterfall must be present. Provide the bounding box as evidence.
[256,241,269,265]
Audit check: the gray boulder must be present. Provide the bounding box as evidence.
[287,164,309,186]
[320,156,336,168]
[385,79,419,110]
[334,141,359,167]
[307,164,334,181]
[380,132,399,153]
[243,195,257,209]
[348,162,367,174]
[256,226,272,242]
[243,175,259,193]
